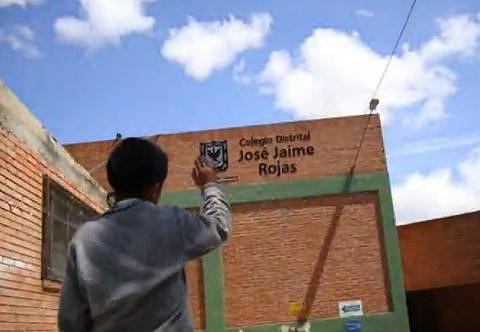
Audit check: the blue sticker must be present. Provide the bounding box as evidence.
[345,320,363,332]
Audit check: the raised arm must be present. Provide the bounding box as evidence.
[179,156,232,260]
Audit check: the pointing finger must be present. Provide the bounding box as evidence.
[195,158,202,170]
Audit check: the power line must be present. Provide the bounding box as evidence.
[350,0,417,173]
[87,133,159,174]
[87,135,122,174]
[297,0,418,324]
[371,0,418,100]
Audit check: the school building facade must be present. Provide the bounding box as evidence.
[65,107,408,331]
[0,81,478,332]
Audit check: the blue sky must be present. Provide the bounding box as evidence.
[1,0,479,223]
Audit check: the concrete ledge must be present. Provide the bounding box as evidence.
[0,80,106,208]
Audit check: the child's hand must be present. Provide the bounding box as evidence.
[192,156,217,188]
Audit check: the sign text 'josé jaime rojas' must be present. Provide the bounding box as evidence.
[237,131,314,177]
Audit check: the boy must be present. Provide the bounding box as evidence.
[58,137,232,332]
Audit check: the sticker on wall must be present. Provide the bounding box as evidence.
[344,320,363,332]
[288,302,305,316]
[200,140,228,172]
[338,300,363,318]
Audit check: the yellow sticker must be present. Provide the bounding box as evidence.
[288,302,305,316]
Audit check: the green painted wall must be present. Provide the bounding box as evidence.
[161,172,410,332]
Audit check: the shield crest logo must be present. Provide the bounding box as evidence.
[200,140,228,172]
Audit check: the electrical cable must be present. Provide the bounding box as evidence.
[351,0,417,173]
[297,0,418,324]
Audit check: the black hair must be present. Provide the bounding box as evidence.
[107,137,168,200]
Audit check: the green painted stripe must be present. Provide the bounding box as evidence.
[203,249,226,331]
[225,312,404,332]
[379,179,409,320]
[181,171,410,332]
[162,172,387,208]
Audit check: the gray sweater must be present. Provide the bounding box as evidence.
[58,184,231,332]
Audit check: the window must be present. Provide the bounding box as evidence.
[42,176,97,282]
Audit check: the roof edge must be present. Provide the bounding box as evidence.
[398,209,480,229]
[0,80,107,208]
[64,113,381,146]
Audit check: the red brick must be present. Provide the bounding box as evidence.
[65,115,386,193]
[1,115,393,330]
[0,126,103,331]
[223,192,389,327]
[399,210,480,291]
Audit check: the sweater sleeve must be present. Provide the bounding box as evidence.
[178,183,232,261]
[58,242,92,332]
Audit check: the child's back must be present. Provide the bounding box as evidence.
[58,138,231,332]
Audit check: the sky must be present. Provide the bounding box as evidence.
[0,0,479,224]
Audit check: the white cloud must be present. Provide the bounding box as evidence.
[54,0,156,50]
[162,13,272,81]
[233,59,254,84]
[393,146,480,224]
[355,9,374,18]
[0,25,42,58]
[420,13,480,61]
[247,12,480,127]
[395,132,480,156]
[0,0,42,8]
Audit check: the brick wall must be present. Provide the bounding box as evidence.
[398,211,480,291]
[65,114,387,192]
[63,114,393,328]
[224,192,390,327]
[0,125,107,331]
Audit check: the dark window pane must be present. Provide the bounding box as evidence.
[52,191,68,221]
[50,219,68,280]
[42,176,98,282]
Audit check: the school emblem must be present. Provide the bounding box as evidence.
[200,140,228,172]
